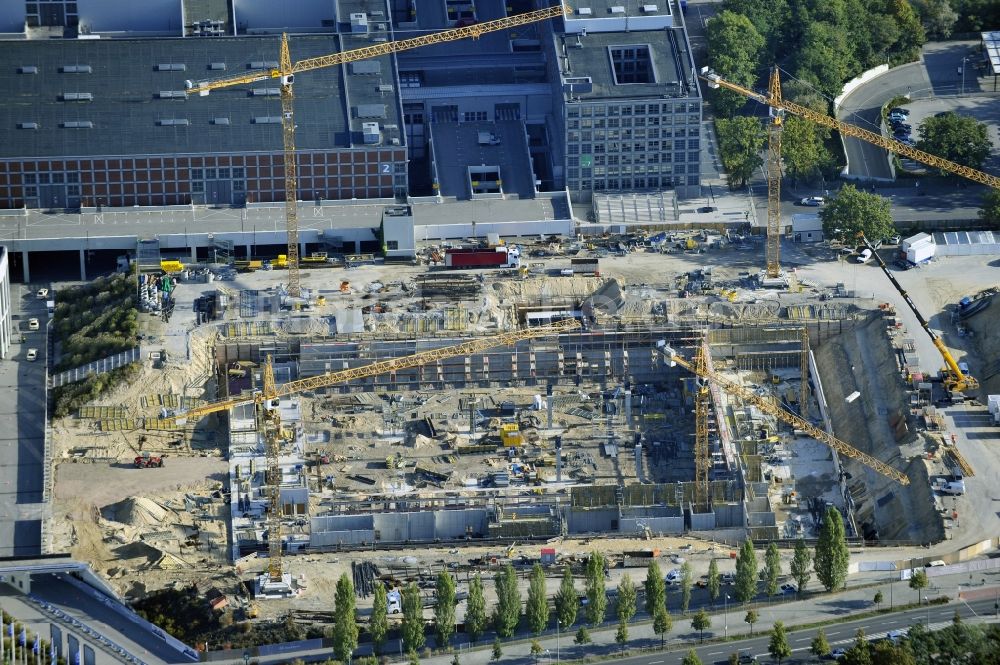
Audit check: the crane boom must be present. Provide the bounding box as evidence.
[700,69,1000,190]
[165,319,581,424]
[657,341,910,485]
[185,5,567,94]
[859,235,978,393]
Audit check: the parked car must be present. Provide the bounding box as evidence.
[890,107,910,117]
[665,568,681,584]
[780,583,798,594]
[36,288,48,299]
[737,651,758,664]
[941,481,966,496]
[856,249,873,263]
[830,647,848,659]
[893,259,912,271]
[799,196,825,206]
[890,122,912,132]
[27,318,39,330]
[26,348,37,361]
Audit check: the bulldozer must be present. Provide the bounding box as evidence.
[134,452,164,468]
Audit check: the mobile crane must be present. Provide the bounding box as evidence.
[185,5,567,298]
[657,340,910,485]
[859,234,978,394]
[154,319,581,587]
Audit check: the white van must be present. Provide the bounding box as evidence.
[856,249,873,264]
[941,481,965,496]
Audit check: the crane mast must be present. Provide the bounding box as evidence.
[657,341,909,485]
[765,69,784,279]
[693,340,711,508]
[186,4,568,298]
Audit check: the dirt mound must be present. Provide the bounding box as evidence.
[100,497,169,527]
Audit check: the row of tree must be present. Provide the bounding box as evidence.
[324,507,853,662]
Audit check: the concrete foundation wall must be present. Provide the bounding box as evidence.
[689,511,716,530]
[620,516,684,534]
[713,503,745,528]
[567,508,619,533]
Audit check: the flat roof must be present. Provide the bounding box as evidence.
[0,34,401,159]
[983,31,1000,76]
[564,0,672,19]
[560,28,698,101]
[430,121,536,199]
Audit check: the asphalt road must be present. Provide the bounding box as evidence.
[0,282,47,557]
[603,598,996,665]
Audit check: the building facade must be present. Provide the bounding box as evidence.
[0,247,12,359]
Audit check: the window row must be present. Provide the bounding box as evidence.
[566,102,699,118]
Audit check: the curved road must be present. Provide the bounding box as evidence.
[836,61,930,182]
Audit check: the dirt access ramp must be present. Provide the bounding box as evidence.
[813,316,943,544]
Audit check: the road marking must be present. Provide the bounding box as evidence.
[706,651,723,656]
[648,661,663,664]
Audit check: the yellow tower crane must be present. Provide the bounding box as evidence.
[185,5,567,298]
[700,66,1000,279]
[692,339,711,508]
[657,340,909,485]
[155,319,581,584]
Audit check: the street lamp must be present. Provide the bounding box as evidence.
[243,651,250,665]
[556,619,561,663]
[724,594,729,638]
[924,596,930,626]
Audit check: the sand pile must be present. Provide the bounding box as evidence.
[101,496,170,527]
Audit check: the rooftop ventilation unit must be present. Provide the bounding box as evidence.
[158,118,190,126]
[576,7,592,15]
[212,117,230,125]
[253,116,281,124]
[251,88,280,96]
[61,121,94,128]
[362,121,381,144]
[351,61,381,75]
[209,62,226,71]
[642,4,658,12]
[18,66,38,74]
[156,63,187,72]
[157,90,186,99]
[61,92,93,101]
[377,84,394,92]
[60,65,92,74]
[610,6,626,14]
[350,12,369,33]
[17,122,39,130]
[249,61,279,70]
[354,104,386,119]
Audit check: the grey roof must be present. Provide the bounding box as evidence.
[564,0,671,19]
[560,28,698,101]
[0,34,401,159]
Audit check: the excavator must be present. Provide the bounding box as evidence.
[859,234,978,395]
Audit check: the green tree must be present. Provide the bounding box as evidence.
[911,0,958,37]
[705,11,766,117]
[585,551,608,627]
[691,608,711,643]
[617,573,637,625]
[493,564,521,638]
[793,21,858,98]
[769,621,792,664]
[526,564,549,635]
[434,572,457,647]
[819,184,895,245]
[789,539,812,594]
[871,640,917,665]
[843,627,872,665]
[815,507,851,592]
[917,113,993,171]
[555,565,578,630]
[707,559,721,606]
[402,582,425,653]
[978,188,1000,230]
[465,574,487,642]
[644,561,666,617]
[332,573,359,663]
[811,628,831,657]
[782,115,833,183]
[764,543,781,598]
[529,639,544,662]
[874,590,884,610]
[734,539,759,603]
[744,609,759,637]
[682,648,704,665]
[409,650,420,665]
[574,626,591,645]
[615,621,629,651]
[909,568,929,605]
[679,562,693,613]
[716,117,766,189]
[491,638,502,662]
[653,608,673,647]
[370,584,389,655]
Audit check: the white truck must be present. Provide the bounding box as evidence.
[387,588,402,614]
[477,131,502,146]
